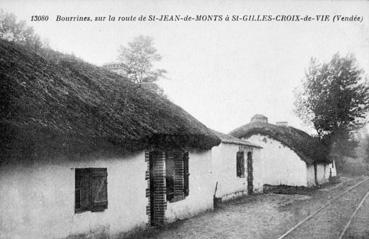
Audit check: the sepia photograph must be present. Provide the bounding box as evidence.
[1,0,369,238]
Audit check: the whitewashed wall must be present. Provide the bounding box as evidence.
[318,163,338,184]
[165,150,213,222]
[252,148,264,192]
[307,164,316,187]
[245,134,308,187]
[0,149,215,239]
[307,161,336,186]
[211,143,263,201]
[316,164,328,184]
[0,152,148,239]
[329,161,337,177]
[212,143,247,200]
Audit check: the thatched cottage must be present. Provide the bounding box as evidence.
[0,39,221,239]
[230,114,336,187]
[211,131,263,202]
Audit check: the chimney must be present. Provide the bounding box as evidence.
[276,121,288,127]
[251,114,268,123]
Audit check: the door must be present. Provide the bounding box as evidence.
[149,151,166,226]
[247,152,253,194]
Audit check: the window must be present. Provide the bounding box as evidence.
[75,168,108,213]
[165,151,189,202]
[236,151,245,178]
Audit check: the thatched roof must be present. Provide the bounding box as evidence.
[0,40,220,160]
[212,130,261,148]
[230,122,330,164]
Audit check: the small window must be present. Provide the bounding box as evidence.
[75,168,108,213]
[165,151,189,202]
[236,151,245,178]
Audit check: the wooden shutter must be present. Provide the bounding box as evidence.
[237,151,245,178]
[149,151,167,226]
[91,168,108,212]
[173,151,185,200]
[165,152,175,201]
[242,154,245,177]
[165,151,189,202]
[236,152,241,177]
[183,152,189,196]
[75,168,91,212]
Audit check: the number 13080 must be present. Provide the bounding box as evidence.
[31,15,49,21]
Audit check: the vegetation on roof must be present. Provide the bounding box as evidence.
[0,40,220,161]
[230,122,330,164]
[212,130,261,148]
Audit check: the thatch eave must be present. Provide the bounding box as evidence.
[230,122,330,164]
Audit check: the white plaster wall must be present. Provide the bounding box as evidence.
[165,150,213,222]
[211,143,263,201]
[324,164,331,180]
[316,164,327,184]
[307,162,337,187]
[328,161,337,177]
[212,144,248,200]
[316,163,336,184]
[245,134,308,187]
[252,148,264,192]
[0,152,147,239]
[306,164,316,187]
[304,163,336,186]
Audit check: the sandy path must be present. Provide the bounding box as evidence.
[124,177,365,239]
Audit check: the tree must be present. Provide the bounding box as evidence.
[0,10,85,65]
[117,35,167,95]
[0,9,42,51]
[294,54,369,167]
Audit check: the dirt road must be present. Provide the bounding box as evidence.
[125,177,369,239]
[281,177,369,239]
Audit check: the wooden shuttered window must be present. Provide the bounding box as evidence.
[91,168,108,212]
[173,151,184,201]
[75,168,91,212]
[183,152,189,197]
[166,151,189,202]
[165,153,175,201]
[236,151,245,178]
[75,168,108,213]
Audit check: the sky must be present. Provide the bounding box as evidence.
[2,0,369,134]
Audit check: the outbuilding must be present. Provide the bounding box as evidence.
[211,131,263,202]
[0,40,220,239]
[230,114,336,187]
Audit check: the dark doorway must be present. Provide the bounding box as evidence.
[247,152,253,194]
